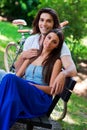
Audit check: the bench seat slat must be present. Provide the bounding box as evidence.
[18,115,52,129]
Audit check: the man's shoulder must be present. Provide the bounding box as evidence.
[28,33,40,39]
[60,41,71,57]
[62,42,69,49]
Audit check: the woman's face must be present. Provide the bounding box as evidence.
[38,13,54,35]
[43,32,59,52]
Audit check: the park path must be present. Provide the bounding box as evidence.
[73,61,87,98]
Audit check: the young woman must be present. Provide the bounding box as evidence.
[0,29,64,130]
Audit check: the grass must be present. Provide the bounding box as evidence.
[0,21,87,129]
[61,94,87,130]
[51,93,87,130]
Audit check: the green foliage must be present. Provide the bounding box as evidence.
[0,21,21,43]
[66,36,87,63]
[0,0,40,26]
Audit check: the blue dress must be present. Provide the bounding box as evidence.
[0,69,7,83]
[0,64,52,130]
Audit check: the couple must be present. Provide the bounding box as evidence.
[0,7,77,95]
[0,8,77,130]
[1,28,65,130]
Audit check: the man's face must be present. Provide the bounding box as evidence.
[38,13,54,35]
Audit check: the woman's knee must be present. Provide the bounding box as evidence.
[2,73,16,81]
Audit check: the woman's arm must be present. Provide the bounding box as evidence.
[16,59,30,77]
[50,59,62,86]
[50,59,64,95]
[14,53,25,73]
[32,84,51,95]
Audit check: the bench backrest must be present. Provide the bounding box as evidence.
[47,77,76,117]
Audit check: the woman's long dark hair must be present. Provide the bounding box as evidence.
[32,8,60,34]
[30,29,64,84]
[42,29,64,84]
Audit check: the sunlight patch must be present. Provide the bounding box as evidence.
[51,109,76,124]
[0,35,8,41]
[63,113,78,124]
[81,38,87,46]
[0,46,5,52]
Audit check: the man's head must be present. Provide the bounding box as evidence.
[32,8,60,34]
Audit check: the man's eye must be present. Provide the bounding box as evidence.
[47,36,51,39]
[40,18,44,22]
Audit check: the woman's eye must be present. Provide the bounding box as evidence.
[53,41,57,44]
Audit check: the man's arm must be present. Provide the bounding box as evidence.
[14,49,38,72]
[61,55,77,77]
[60,20,69,28]
[51,55,77,95]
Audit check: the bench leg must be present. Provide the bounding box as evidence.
[27,123,33,130]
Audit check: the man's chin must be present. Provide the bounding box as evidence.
[41,32,48,35]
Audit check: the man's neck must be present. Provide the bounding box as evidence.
[39,34,45,46]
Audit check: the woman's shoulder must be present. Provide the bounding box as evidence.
[55,58,61,64]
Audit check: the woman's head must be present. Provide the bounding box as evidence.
[42,29,64,84]
[32,8,60,34]
[43,29,64,53]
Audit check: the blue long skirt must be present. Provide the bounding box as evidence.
[0,74,52,130]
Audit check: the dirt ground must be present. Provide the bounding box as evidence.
[73,61,87,98]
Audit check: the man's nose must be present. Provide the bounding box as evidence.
[43,21,47,26]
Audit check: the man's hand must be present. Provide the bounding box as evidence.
[51,71,66,96]
[14,49,39,72]
[60,20,69,28]
[22,49,39,59]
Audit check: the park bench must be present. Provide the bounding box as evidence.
[17,77,76,130]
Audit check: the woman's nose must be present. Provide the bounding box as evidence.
[47,41,51,47]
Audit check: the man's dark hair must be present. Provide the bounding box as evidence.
[32,8,60,34]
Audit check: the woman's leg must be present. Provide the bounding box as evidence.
[0,74,52,130]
